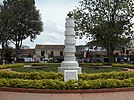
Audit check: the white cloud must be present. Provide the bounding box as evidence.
[23,0,87,48]
[0,0,87,48]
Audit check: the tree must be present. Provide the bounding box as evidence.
[0,0,43,61]
[0,3,13,60]
[3,46,13,63]
[73,0,134,62]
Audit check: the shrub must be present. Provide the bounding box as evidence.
[2,69,134,89]
[112,63,134,69]
[0,71,63,80]
[65,80,79,89]
[80,63,103,67]
[78,71,134,80]
[0,78,134,89]
[0,78,65,89]
[0,63,24,69]
[2,71,134,81]
[79,78,134,89]
[103,62,112,66]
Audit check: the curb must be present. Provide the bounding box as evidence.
[1,87,134,94]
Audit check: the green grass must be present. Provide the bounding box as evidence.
[11,66,58,72]
[11,66,126,74]
[82,67,126,74]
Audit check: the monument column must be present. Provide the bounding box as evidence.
[58,13,82,73]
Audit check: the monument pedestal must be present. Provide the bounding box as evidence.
[64,70,78,81]
[58,61,82,73]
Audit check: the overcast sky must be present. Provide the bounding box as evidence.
[22,0,88,48]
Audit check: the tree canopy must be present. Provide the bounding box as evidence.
[73,0,134,62]
[0,0,43,61]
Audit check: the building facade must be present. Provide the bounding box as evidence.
[35,44,65,62]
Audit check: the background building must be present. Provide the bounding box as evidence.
[35,44,64,62]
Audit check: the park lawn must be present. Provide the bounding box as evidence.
[11,66,126,74]
[11,66,58,72]
[82,66,126,73]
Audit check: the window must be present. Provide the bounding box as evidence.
[41,50,44,56]
[60,51,63,56]
[51,51,54,57]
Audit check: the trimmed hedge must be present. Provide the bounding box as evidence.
[1,65,134,89]
[0,63,24,69]
[1,71,134,80]
[0,71,63,80]
[0,78,134,89]
[79,71,134,80]
[1,70,134,89]
[80,63,103,67]
[78,78,134,89]
[112,63,134,69]
[0,78,65,89]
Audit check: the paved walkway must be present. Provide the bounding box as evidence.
[0,68,14,72]
[1,91,134,100]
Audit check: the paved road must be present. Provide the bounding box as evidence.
[1,91,134,100]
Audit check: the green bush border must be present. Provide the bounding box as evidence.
[78,71,134,80]
[1,71,134,80]
[112,63,134,69]
[80,63,103,67]
[0,63,24,69]
[1,71,134,89]
[1,70,134,80]
[0,78,134,89]
[1,63,134,89]
[0,71,63,80]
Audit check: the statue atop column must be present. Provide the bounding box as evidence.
[67,11,73,18]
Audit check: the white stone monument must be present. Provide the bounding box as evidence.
[58,12,82,74]
[64,70,78,81]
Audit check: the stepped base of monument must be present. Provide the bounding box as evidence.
[58,61,82,73]
[58,66,82,74]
